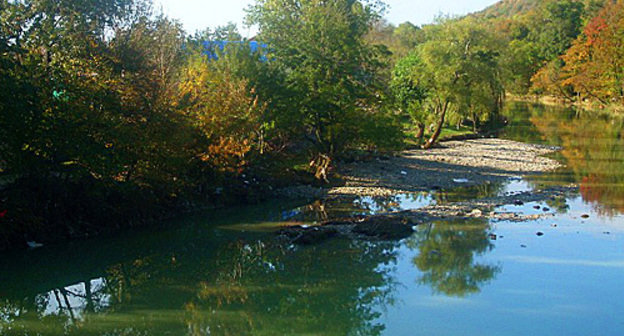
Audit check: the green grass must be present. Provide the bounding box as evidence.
[438,125,475,140]
[403,124,476,147]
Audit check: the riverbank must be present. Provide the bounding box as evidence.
[508,94,624,116]
[0,137,568,251]
[275,138,575,244]
[278,138,564,199]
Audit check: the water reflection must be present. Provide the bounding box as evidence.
[502,101,624,216]
[407,218,500,297]
[0,225,404,335]
[0,195,506,335]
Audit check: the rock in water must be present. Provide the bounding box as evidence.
[292,227,338,245]
[470,209,483,217]
[351,217,414,240]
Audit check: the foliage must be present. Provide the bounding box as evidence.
[392,18,504,148]
[246,0,401,161]
[558,0,624,103]
[177,54,265,174]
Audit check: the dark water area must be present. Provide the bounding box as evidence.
[1,102,623,335]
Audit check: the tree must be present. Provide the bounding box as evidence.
[559,0,624,103]
[246,0,398,180]
[395,18,504,149]
[390,52,428,144]
[177,54,265,175]
[530,0,585,63]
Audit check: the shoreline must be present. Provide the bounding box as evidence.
[2,137,573,251]
[275,138,578,244]
[277,138,565,199]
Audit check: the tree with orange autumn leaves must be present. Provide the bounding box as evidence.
[533,0,624,104]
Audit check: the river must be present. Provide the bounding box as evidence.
[1,102,623,335]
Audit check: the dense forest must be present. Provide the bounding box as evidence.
[1,0,623,249]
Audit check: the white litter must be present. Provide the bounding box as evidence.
[453,178,470,183]
[27,241,43,249]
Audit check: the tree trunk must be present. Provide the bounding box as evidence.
[422,101,449,150]
[472,109,478,133]
[415,122,425,146]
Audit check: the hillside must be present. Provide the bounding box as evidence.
[477,0,542,18]
[476,0,611,19]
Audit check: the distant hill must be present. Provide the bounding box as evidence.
[475,0,542,18]
[475,0,611,19]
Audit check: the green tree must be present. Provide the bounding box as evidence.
[246,0,399,180]
[390,52,428,144]
[394,18,504,149]
[530,0,585,63]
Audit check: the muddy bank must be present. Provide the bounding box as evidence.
[278,138,563,199]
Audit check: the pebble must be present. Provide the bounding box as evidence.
[536,232,544,236]
[470,209,483,217]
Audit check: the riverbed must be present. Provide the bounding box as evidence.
[1,102,623,336]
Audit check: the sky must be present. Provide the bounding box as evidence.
[155,0,500,36]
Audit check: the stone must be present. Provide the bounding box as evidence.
[470,209,483,217]
[352,216,414,240]
[536,232,544,236]
[292,227,338,245]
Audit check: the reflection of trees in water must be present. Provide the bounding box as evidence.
[0,237,402,335]
[0,279,115,335]
[508,101,624,216]
[183,239,401,336]
[433,183,503,204]
[294,192,432,223]
[407,218,500,297]
[2,192,505,335]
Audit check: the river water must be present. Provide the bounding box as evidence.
[1,102,623,335]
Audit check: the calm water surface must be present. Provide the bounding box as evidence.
[1,102,623,335]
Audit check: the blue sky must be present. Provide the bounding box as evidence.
[156,0,500,36]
